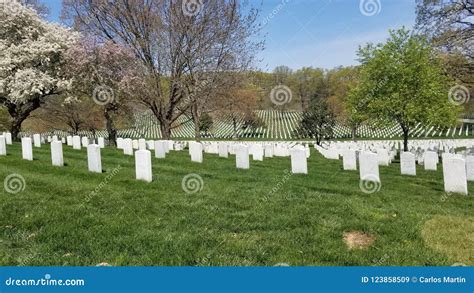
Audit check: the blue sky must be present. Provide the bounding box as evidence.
[44,0,416,71]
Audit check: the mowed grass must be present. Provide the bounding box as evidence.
[0,142,473,266]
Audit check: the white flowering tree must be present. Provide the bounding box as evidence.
[0,1,78,139]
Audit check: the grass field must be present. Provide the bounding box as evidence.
[0,143,473,266]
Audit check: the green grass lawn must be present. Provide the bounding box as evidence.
[0,143,473,266]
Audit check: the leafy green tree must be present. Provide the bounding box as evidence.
[326,66,361,139]
[291,67,325,110]
[296,98,335,145]
[415,0,473,113]
[348,28,460,151]
[242,112,265,136]
[199,113,213,136]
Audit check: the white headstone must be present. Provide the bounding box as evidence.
[377,149,390,166]
[400,152,416,176]
[81,136,89,148]
[87,144,102,173]
[4,133,12,145]
[236,145,249,169]
[443,157,468,195]
[466,156,474,182]
[72,136,81,150]
[117,138,124,149]
[81,137,89,147]
[342,149,357,171]
[290,146,307,174]
[0,136,6,156]
[33,134,41,148]
[154,140,166,159]
[252,144,264,161]
[123,138,133,156]
[51,141,64,167]
[207,143,219,154]
[189,142,203,163]
[359,152,380,182]
[424,151,438,171]
[135,150,152,183]
[138,138,147,150]
[98,137,105,148]
[326,149,339,160]
[218,142,228,158]
[132,140,139,150]
[264,144,274,158]
[274,144,287,157]
[21,137,33,161]
[167,140,174,152]
[61,137,66,144]
[66,136,73,146]
[147,140,155,150]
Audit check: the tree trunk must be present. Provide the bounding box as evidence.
[402,127,409,152]
[10,117,24,141]
[351,127,357,141]
[232,116,238,139]
[104,108,117,147]
[8,108,33,141]
[316,134,321,146]
[160,120,172,140]
[6,98,43,141]
[191,104,201,142]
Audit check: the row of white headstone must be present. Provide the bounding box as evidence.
[317,139,474,195]
[11,137,104,173]
[190,141,310,174]
[130,142,310,182]
[2,134,311,184]
[3,133,472,193]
